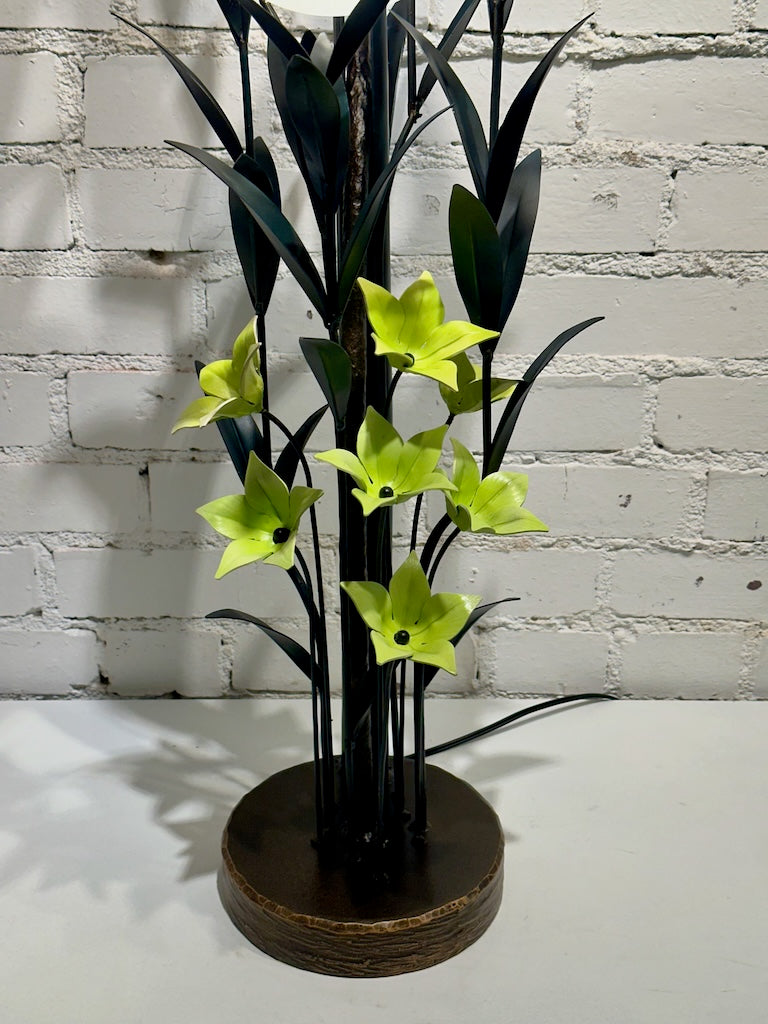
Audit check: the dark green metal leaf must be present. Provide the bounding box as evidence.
[498,149,541,327]
[394,13,488,200]
[268,42,313,201]
[195,360,265,478]
[449,184,503,330]
[207,608,314,679]
[415,0,483,108]
[326,0,391,83]
[333,78,351,211]
[115,15,242,161]
[169,141,328,324]
[274,404,328,488]
[337,106,449,312]
[387,1,408,120]
[423,597,519,687]
[233,0,304,61]
[300,337,353,429]
[300,29,316,53]
[229,145,281,314]
[217,0,250,44]
[485,13,590,218]
[487,316,604,473]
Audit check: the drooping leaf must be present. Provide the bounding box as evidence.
[229,145,281,314]
[274,405,329,489]
[326,0,391,83]
[387,0,408,120]
[498,149,541,327]
[486,316,604,473]
[414,0,483,109]
[232,0,304,61]
[170,142,328,324]
[449,184,503,330]
[217,0,250,44]
[207,608,315,679]
[394,14,488,200]
[196,359,266,478]
[337,107,449,311]
[115,15,242,161]
[485,13,590,218]
[300,337,353,429]
[422,596,519,687]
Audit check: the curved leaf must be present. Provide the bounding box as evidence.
[415,0,483,108]
[300,337,353,429]
[326,0,391,83]
[449,184,503,330]
[274,405,329,489]
[498,149,541,327]
[115,15,242,161]
[229,145,281,314]
[169,141,328,324]
[217,0,250,44]
[207,608,314,679]
[268,42,313,199]
[422,596,519,686]
[387,0,409,120]
[487,316,604,473]
[486,13,590,218]
[233,0,304,61]
[394,13,488,199]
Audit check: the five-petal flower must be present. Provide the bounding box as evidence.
[357,271,499,390]
[446,439,548,536]
[341,551,480,675]
[439,352,518,416]
[197,451,322,576]
[172,318,264,432]
[316,407,456,516]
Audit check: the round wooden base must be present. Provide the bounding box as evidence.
[218,761,504,977]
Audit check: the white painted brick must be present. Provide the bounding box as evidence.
[441,547,601,616]
[0,630,98,695]
[428,634,477,694]
[620,633,742,699]
[232,618,342,694]
[668,170,768,252]
[756,1,768,30]
[704,471,768,541]
[611,553,768,620]
[428,0,580,34]
[68,371,219,452]
[208,276,323,356]
[0,277,195,356]
[0,166,72,250]
[85,56,270,149]
[656,377,767,453]
[391,168,663,254]
[754,640,768,699]
[598,0,733,35]
[0,0,114,29]
[0,549,41,616]
[528,466,692,538]
[138,0,237,26]
[100,627,222,696]
[55,548,303,619]
[0,372,50,446]
[492,629,609,694]
[498,276,768,359]
[591,60,768,146]
[0,55,60,143]
[0,464,146,533]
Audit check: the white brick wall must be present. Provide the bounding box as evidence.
[1,0,766,700]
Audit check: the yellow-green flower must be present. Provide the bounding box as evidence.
[172,318,264,432]
[316,406,455,516]
[439,352,518,416]
[446,439,548,536]
[342,551,480,675]
[357,271,499,390]
[197,451,322,576]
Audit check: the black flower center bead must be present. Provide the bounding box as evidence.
[378,485,394,499]
[394,629,410,646]
[272,526,291,544]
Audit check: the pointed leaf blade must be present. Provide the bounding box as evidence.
[232,0,304,61]
[300,337,353,429]
[274,404,329,489]
[415,0,483,108]
[327,0,391,83]
[387,0,408,120]
[229,145,281,313]
[449,183,503,330]
[207,608,315,679]
[217,0,250,44]
[498,149,541,327]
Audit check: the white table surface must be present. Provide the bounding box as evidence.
[0,697,766,1024]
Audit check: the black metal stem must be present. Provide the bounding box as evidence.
[427,526,460,586]
[481,345,494,475]
[383,369,402,418]
[409,493,423,551]
[239,38,254,158]
[412,664,427,838]
[489,0,503,148]
[406,0,417,113]
[420,512,451,571]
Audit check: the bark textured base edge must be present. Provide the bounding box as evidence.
[218,761,505,977]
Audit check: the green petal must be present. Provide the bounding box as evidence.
[244,451,291,522]
[407,357,460,390]
[371,630,409,666]
[414,591,480,643]
[341,580,393,633]
[357,407,402,488]
[352,487,390,517]
[397,272,445,353]
[264,531,297,569]
[171,395,227,432]
[450,439,481,506]
[200,359,240,401]
[389,551,431,629]
[357,277,405,348]
[315,448,369,489]
[478,504,548,535]
[421,320,499,362]
[394,425,447,492]
[231,318,258,376]
[410,637,457,674]
[439,357,518,415]
[373,335,411,363]
[288,486,324,528]
[196,494,274,540]
[446,499,473,532]
[474,470,528,509]
[401,471,457,497]
[215,537,275,578]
